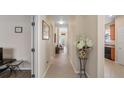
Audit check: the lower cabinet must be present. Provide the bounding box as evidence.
[111,48,115,61]
[105,47,115,61]
[105,47,111,60]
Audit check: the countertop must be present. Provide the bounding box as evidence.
[105,41,115,48]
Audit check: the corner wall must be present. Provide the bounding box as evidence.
[35,16,54,77]
[84,16,98,77]
[68,15,100,77]
[115,16,124,64]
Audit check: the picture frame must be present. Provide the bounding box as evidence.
[54,33,56,43]
[15,27,23,33]
[42,20,50,40]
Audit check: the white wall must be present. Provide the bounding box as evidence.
[35,16,54,77]
[97,16,104,78]
[68,16,79,73]
[0,15,31,69]
[84,16,98,77]
[115,16,124,64]
[68,15,101,77]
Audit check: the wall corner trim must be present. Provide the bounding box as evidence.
[42,56,54,78]
[68,57,79,74]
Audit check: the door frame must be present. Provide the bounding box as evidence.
[31,15,38,78]
[97,15,105,77]
[30,15,106,78]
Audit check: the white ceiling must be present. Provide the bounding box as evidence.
[52,15,69,27]
[52,15,116,26]
[105,15,116,24]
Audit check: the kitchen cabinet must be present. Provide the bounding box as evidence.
[105,47,111,60]
[110,24,115,40]
[111,48,115,61]
[105,46,115,61]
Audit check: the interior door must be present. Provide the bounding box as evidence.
[117,27,124,65]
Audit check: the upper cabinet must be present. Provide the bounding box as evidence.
[110,24,115,40]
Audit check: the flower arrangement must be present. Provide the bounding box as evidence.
[76,35,93,59]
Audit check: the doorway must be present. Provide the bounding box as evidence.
[104,15,124,78]
[58,27,68,54]
[45,15,79,78]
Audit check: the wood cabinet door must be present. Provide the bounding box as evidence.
[111,48,115,61]
[110,24,115,40]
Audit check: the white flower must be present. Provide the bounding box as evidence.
[76,40,85,49]
[76,34,93,59]
[76,34,93,49]
[86,38,93,47]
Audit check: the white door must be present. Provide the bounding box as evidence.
[117,27,124,65]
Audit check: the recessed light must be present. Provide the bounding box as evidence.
[58,19,64,24]
[108,15,113,17]
[109,15,113,16]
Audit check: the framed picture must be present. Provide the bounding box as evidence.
[42,20,50,40]
[15,27,23,33]
[54,33,56,43]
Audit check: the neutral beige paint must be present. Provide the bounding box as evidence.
[84,16,98,77]
[97,16,104,77]
[68,15,102,78]
[35,16,54,77]
[67,16,79,75]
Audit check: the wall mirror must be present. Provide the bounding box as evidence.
[42,20,50,40]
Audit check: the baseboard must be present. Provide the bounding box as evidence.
[68,57,79,74]
[42,56,54,78]
[68,57,92,78]
[86,72,90,78]
[42,63,52,78]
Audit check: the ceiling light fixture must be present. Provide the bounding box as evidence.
[109,15,113,16]
[58,19,64,25]
[108,15,113,17]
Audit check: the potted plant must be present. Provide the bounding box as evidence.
[76,35,93,77]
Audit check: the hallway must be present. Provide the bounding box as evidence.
[34,15,99,78]
[45,48,80,78]
[104,59,124,78]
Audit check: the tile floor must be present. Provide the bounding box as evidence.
[45,49,81,78]
[104,59,124,78]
